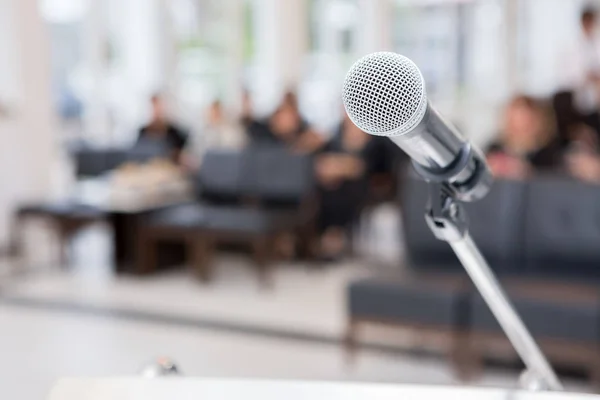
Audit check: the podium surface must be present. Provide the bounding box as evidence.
[49,378,599,400]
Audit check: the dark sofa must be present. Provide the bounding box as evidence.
[137,147,317,286]
[347,176,600,384]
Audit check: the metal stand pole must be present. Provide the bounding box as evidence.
[424,182,562,391]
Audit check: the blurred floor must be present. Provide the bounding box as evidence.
[0,205,592,398]
[0,303,522,400]
[3,205,403,336]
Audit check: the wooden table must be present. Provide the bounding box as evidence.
[14,177,192,273]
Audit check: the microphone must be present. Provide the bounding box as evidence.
[342,52,492,202]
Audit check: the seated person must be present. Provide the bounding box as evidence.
[240,88,256,129]
[249,91,325,153]
[137,94,188,165]
[240,89,275,144]
[315,115,382,260]
[187,100,246,167]
[566,149,600,183]
[552,91,600,183]
[564,123,600,183]
[487,95,563,179]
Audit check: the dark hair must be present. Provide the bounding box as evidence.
[581,6,596,24]
[150,93,163,104]
[552,91,587,144]
[282,90,298,109]
[271,90,300,118]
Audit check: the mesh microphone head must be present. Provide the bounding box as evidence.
[342,52,427,137]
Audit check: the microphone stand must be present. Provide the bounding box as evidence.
[424,181,562,391]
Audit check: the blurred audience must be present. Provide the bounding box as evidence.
[315,115,382,260]
[487,95,562,180]
[240,89,273,145]
[249,91,324,153]
[566,149,600,183]
[552,91,600,183]
[187,100,246,167]
[137,94,188,165]
[561,6,600,137]
[240,89,255,128]
[204,101,245,149]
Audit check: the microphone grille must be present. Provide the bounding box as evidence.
[342,52,427,136]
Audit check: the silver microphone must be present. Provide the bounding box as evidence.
[342,52,492,202]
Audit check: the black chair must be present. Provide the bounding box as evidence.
[524,177,600,280]
[11,200,105,266]
[74,140,171,179]
[195,150,248,204]
[348,274,470,328]
[459,177,600,383]
[467,279,600,383]
[104,149,128,171]
[127,138,171,163]
[342,178,528,368]
[350,175,600,380]
[73,147,128,178]
[74,149,111,178]
[345,272,472,376]
[245,147,314,203]
[401,177,457,269]
[470,282,600,342]
[139,148,316,285]
[464,179,528,274]
[241,146,317,260]
[401,177,528,274]
[200,147,315,275]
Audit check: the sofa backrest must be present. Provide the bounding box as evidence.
[401,177,457,269]
[197,148,315,208]
[524,176,600,280]
[401,177,528,274]
[75,149,110,178]
[74,148,128,178]
[126,138,171,163]
[465,179,528,273]
[197,150,247,204]
[402,174,600,281]
[243,147,314,206]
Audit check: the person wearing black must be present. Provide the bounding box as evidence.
[240,89,269,143]
[315,115,383,260]
[560,6,600,138]
[486,95,563,179]
[137,94,188,164]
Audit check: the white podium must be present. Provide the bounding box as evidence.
[48,378,599,400]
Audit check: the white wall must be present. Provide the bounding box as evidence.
[104,0,170,143]
[518,0,587,97]
[0,0,60,244]
[222,0,245,114]
[357,0,393,56]
[250,0,309,115]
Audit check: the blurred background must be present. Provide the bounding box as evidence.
[3,0,600,398]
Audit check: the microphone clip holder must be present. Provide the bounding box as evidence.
[425,182,468,242]
[423,180,562,391]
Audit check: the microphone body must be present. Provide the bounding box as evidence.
[388,102,491,201]
[342,52,492,202]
